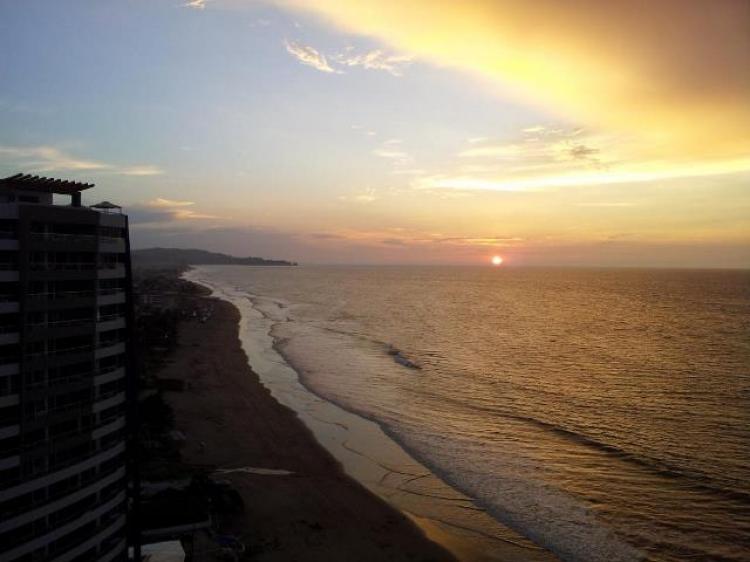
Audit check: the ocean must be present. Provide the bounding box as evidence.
[187,265,750,562]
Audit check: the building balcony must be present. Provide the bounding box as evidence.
[0,394,18,409]
[94,342,126,360]
[0,331,19,346]
[27,343,94,359]
[97,290,126,306]
[52,514,126,562]
[0,490,126,562]
[28,318,94,330]
[29,232,97,243]
[27,233,98,252]
[24,365,124,393]
[97,317,126,332]
[0,301,19,314]
[27,290,95,302]
[93,366,126,386]
[92,391,125,413]
[0,455,19,472]
[0,467,125,535]
[0,424,19,440]
[98,237,126,253]
[0,361,19,374]
[29,262,97,272]
[0,441,125,499]
[91,416,125,441]
[25,291,96,312]
[23,399,93,423]
[97,264,126,279]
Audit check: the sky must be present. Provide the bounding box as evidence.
[0,0,748,267]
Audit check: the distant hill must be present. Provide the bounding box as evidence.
[132,247,297,268]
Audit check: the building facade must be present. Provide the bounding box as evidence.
[0,174,132,562]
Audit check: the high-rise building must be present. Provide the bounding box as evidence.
[0,174,132,562]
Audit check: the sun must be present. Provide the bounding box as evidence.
[491,255,503,266]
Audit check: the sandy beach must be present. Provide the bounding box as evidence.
[157,291,456,561]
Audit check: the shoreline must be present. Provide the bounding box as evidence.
[158,283,457,560]
[185,268,560,562]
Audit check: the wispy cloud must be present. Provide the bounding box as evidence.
[373,137,413,171]
[182,0,206,10]
[373,148,410,161]
[338,187,379,204]
[309,226,525,250]
[147,198,196,208]
[0,145,164,176]
[119,165,164,177]
[171,209,219,219]
[332,48,413,76]
[131,197,219,223]
[413,123,750,193]
[0,146,107,171]
[284,41,412,76]
[284,40,339,73]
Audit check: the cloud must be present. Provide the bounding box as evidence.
[413,123,750,193]
[373,149,409,160]
[0,146,107,171]
[279,0,750,169]
[568,144,599,161]
[373,138,413,171]
[0,145,164,176]
[171,209,219,219]
[338,187,378,203]
[332,48,412,76]
[284,40,412,76]
[147,198,196,208]
[284,40,339,73]
[458,126,607,171]
[413,158,750,193]
[130,198,219,223]
[182,0,206,9]
[119,165,164,176]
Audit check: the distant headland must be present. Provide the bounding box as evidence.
[132,247,297,268]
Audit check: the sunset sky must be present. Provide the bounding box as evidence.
[1,0,748,266]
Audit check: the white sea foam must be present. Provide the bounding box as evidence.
[269,309,642,562]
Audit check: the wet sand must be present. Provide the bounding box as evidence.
[158,293,456,561]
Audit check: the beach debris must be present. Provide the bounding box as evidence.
[387,345,421,370]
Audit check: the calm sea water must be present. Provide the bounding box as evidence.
[199,265,750,562]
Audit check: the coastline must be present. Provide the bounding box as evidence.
[158,284,457,561]
[184,267,560,562]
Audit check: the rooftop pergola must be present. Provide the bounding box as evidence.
[0,173,95,194]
